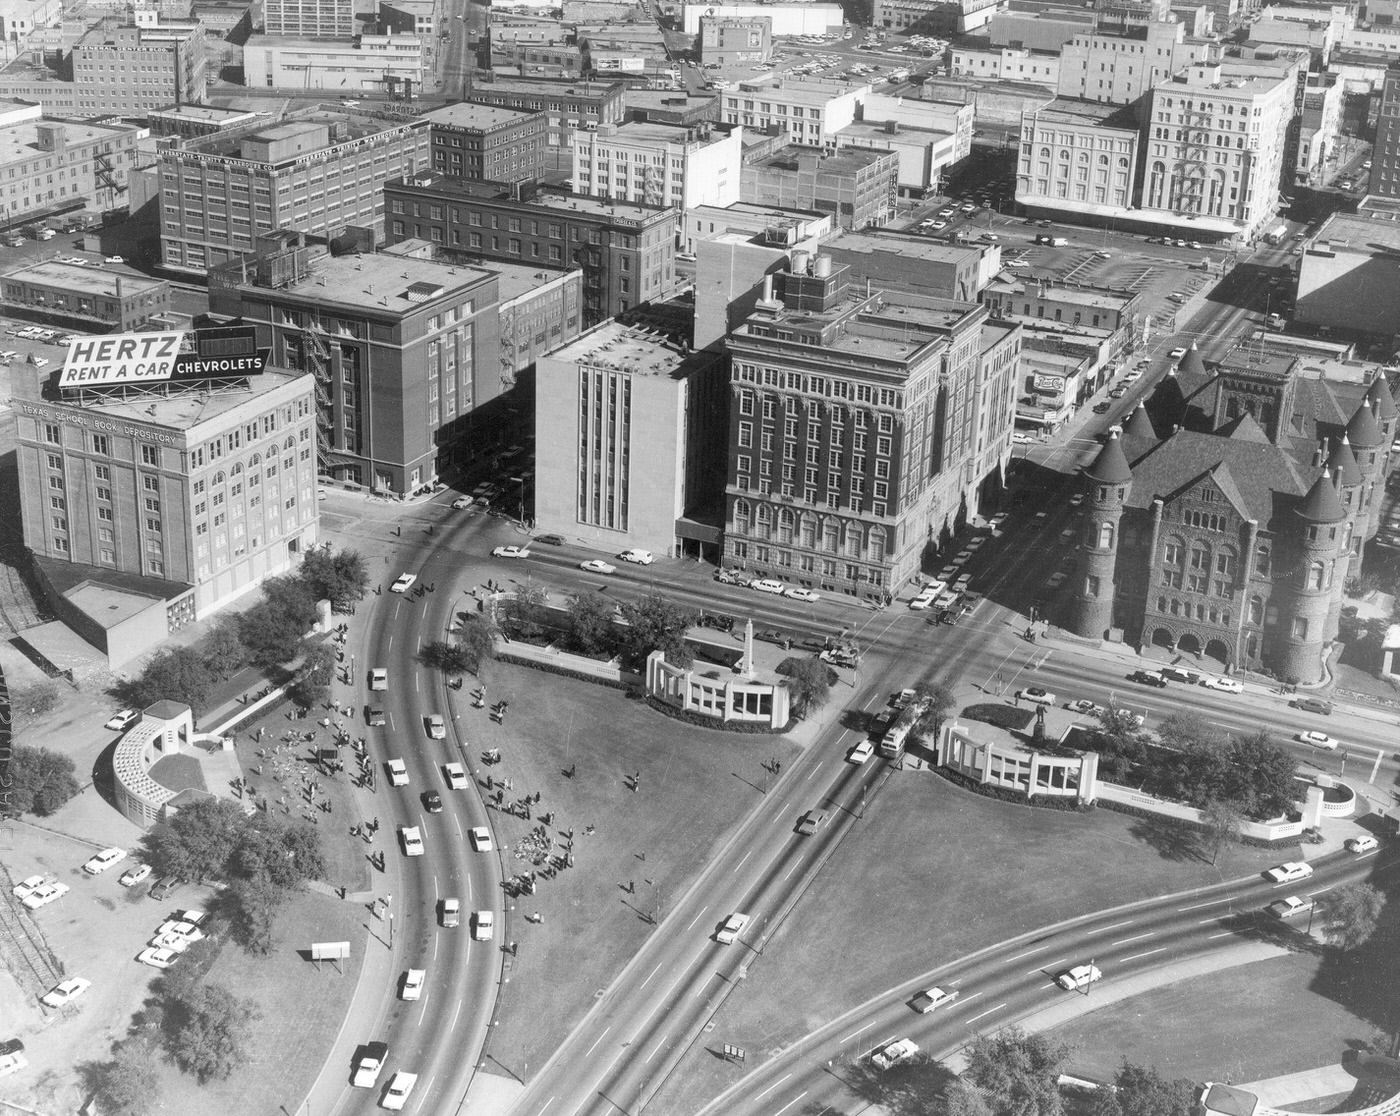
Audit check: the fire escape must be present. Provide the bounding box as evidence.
[642,159,665,208]
[300,319,357,479]
[93,145,120,212]
[1176,99,1212,217]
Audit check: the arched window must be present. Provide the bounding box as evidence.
[1308,560,1325,589]
[1098,153,1110,166]
[777,507,795,544]
[213,471,226,486]
[283,436,296,451]
[1189,542,1210,571]
[231,463,243,476]
[733,498,750,532]
[755,504,772,538]
[1097,521,1115,548]
[1254,543,1270,576]
[844,526,862,558]
[1039,147,1051,159]
[1215,546,1236,577]
[1248,595,1263,624]
[249,453,262,466]
[1078,151,1090,164]
[1117,156,1129,169]
[1163,536,1185,566]
[823,520,839,553]
[868,528,887,562]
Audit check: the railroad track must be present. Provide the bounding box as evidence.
[0,868,64,998]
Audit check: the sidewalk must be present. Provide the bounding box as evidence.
[1239,1063,1360,1109]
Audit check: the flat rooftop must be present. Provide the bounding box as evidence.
[60,367,307,430]
[468,77,626,97]
[990,278,1134,308]
[391,174,672,222]
[1312,211,1400,254]
[546,320,690,377]
[748,144,893,174]
[247,252,494,313]
[149,104,262,123]
[839,119,954,140]
[176,110,421,160]
[421,102,538,129]
[691,200,827,221]
[1031,97,1141,126]
[728,78,862,104]
[599,120,724,145]
[825,229,984,263]
[4,261,166,296]
[0,118,137,163]
[485,260,578,304]
[623,89,719,112]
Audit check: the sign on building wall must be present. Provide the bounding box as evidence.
[59,325,267,389]
[1032,373,1066,393]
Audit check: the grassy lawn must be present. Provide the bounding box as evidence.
[148,752,207,793]
[662,771,1296,1109]
[151,889,367,1114]
[454,664,807,1079]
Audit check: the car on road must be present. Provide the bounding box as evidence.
[795,809,827,835]
[847,740,875,764]
[119,864,151,887]
[619,548,654,565]
[1265,861,1313,883]
[400,968,425,1001]
[1201,677,1243,694]
[1108,385,1128,399]
[137,946,182,969]
[389,573,417,594]
[534,534,565,546]
[41,977,92,1007]
[472,910,495,940]
[716,912,750,944]
[23,881,70,910]
[400,826,425,856]
[425,714,446,740]
[370,667,388,691]
[382,1071,418,1111]
[103,255,125,264]
[820,645,859,667]
[366,706,386,727]
[82,847,127,875]
[492,545,531,559]
[1094,250,1112,259]
[871,1038,919,1069]
[1093,401,1112,414]
[422,790,443,814]
[440,898,461,927]
[750,578,786,594]
[1296,730,1337,750]
[443,762,468,790]
[579,559,617,575]
[1012,432,1033,444]
[785,587,820,602]
[1347,835,1379,853]
[1292,696,1333,715]
[1017,687,1056,706]
[1056,963,1102,991]
[451,496,474,509]
[1046,571,1067,588]
[1268,896,1314,919]
[1068,699,1105,717]
[1168,347,1187,359]
[105,709,139,731]
[387,759,409,787]
[1127,669,1168,687]
[352,1042,389,1088]
[714,568,746,585]
[469,826,493,852]
[910,986,959,1013]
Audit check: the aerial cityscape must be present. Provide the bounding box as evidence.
[0,0,1399,1110]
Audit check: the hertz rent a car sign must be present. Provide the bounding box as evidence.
[58,327,266,389]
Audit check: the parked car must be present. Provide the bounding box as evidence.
[716,912,750,944]
[1347,835,1379,853]
[619,548,654,565]
[1201,677,1243,694]
[1127,669,1168,688]
[1017,687,1056,706]
[492,545,531,559]
[1056,963,1102,991]
[750,578,786,594]
[533,534,565,546]
[11,875,45,901]
[871,1038,919,1069]
[40,977,92,1007]
[118,863,152,888]
[105,709,139,731]
[82,847,127,875]
[148,877,182,902]
[785,587,820,603]
[1292,696,1333,715]
[451,496,473,509]
[103,255,125,264]
[137,946,182,969]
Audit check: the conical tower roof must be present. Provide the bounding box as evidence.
[1084,430,1133,485]
[1327,434,1362,487]
[1346,398,1383,447]
[1149,368,1188,431]
[1124,402,1156,441]
[1296,466,1346,524]
[1367,376,1398,422]
[1177,342,1207,380]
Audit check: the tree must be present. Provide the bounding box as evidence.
[1199,798,1242,865]
[458,614,499,677]
[288,641,336,710]
[782,656,831,719]
[1318,882,1386,950]
[142,798,246,884]
[618,592,697,667]
[5,745,81,817]
[565,591,618,656]
[944,1081,996,1116]
[962,1028,1071,1116]
[10,679,61,724]
[232,818,325,888]
[420,639,475,674]
[299,548,369,613]
[1110,1062,1194,1116]
[131,646,216,712]
[504,582,549,639]
[224,875,286,955]
[239,575,319,666]
[1221,731,1298,821]
[84,1038,162,1116]
[164,981,259,1084]
[201,617,248,682]
[913,681,956,744]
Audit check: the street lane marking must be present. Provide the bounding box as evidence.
[1208,930,1238,939]
[1004,944,1051,965]
[451,999,462,1031]
[534,1100,556,1116]
[640,962,663,989]
[838,1023,870,1043]
[1120,947,1168,963]
[807,762,822,779]
[1198,915,1230,924]
[415,675,420,694]
[584,1027,611,1056]
[1084,920,1134,936]
[754,1074,793,1102]
[416,1076,435,1113]
[952,991,983,1009]
[1028,957,1066,974]
[784,860,801,881]
[683,905,709,931]
[734,851,751,874]
[388,634,394,654]
[645,1034,667,1064]
[774,1094,808,1116]
[965,1002,1007,1025]
[1111,932,1154,946]
[1178,896,1236,912]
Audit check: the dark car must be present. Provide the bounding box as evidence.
[1093,401,1111,414]
[422,790,443,814]
[366,706,386,727]
[1127,669,1168,688]
[714,568,745,585]
[755,629,791,649]
[533,534,564,546]
[1292,696,1333,715]
[0,1039,24,1057]
[149,877,183,902]
[700,612,735,632]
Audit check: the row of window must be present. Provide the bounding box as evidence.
[726,539,886,586]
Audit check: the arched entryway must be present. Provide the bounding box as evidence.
[1151,627,1174,650]
[1205,638,1231,669]
[1177,632,1202,655]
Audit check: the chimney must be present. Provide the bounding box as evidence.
[884,119,898,134]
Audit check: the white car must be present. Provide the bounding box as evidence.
[847,739,875,764]
[105,709,139,731]
[119,863,152,887]
[387,759,409,787]
[370,667,388,691]
[580,559,617,575]
[382,1071,418,1110]
[786,587,821,603]
[23,881,70,910]
[11,875,45,900]
[137,946,182,969]
[909,591,939,611]
[154,920,204,943]
[443,762,468,790]
[103,255,125,264]
[178,909,207,928]
[716,911,750,944]
[1202,677,1244,694]
[353,1042,389,1088]
[871,1037,919,1069]
[492,545,531,559]
[1347,835,1379,853]
[1265,861,1314,883]
[1168,346,1187,359]
[750,578,786,595]
[1017,687,1056,706]
[425,714,446,740]
[40,977,91,1007]
[1296,730,1337,750]
[82,847,127,875]
[149,932,194,953]
[451,496,473,509]
[400,968,425,1001]
[1267,896,1314,919]
[1068,699,1105,717]
[469,826,493,852]
[910,986,959,1013]
[472,910,495,940]
[1056,964,1102,991]
[618,549,654,565]
[390,573,417,594]
[1012,432,1033,444]
[400,826,425,857]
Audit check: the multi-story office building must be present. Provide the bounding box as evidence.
[1295,212,1400,335]
[233,247,503,492]
[723,252,1007,599]
[572,121,742,209]
[1017,101,1141,219]
[148,104,266,140]
[1,261,169,330]
[949,44,1062,87]
[622,89,721,127]
[699,15,772,65]
[465,76,628,171]
[680,2,842,37]
[742,145,899,231]
[1368,63,1400,199]
[422,102,548,183]
[0,0,61,40]
[820,230,1001,300]
[1056,19,1213,104]
[1296,72,1343,186]
[71,24,207,115]
[378,0,436,36]
[534,320,727,558]
[873,0,1000,34]
[383,175,679,326]
[720,77,868,145]
[242,35,425,92]
[158,114,431,273]
[0,102,141,221]
[263,0,353,38]
[12,337,317,663]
